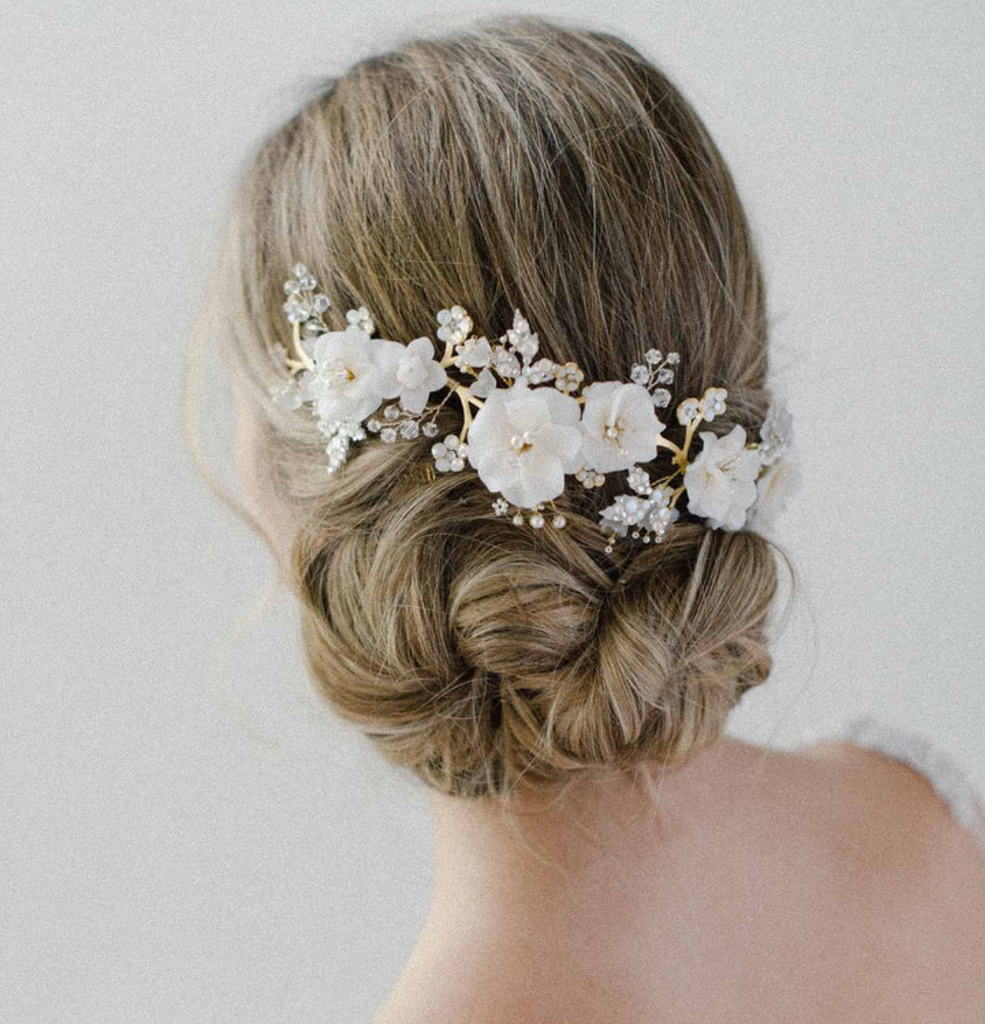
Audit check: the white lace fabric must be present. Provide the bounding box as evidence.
[798,713,985,862]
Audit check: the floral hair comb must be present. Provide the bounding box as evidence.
[269,263,800,552]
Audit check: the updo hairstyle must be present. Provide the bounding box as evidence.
[196,14,795,805]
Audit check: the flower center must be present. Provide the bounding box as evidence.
[509,430,534,456]
[604,418,625,449]
[319,358,355,388]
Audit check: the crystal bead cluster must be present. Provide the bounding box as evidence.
[268,261,800,552]
[282,263,335,329]
[627,346,679,408]
[430,434,469,472]
[598,471,679,554]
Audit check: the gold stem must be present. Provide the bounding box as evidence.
[679,414,705,463]
[655,434,682,458]
[291,322,315,372]
[439,341,457,368]
[455,386,474,440]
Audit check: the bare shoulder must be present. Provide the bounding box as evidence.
[806,737,985,876]
[806,739,985,1012]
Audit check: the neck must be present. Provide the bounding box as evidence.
[375,734,804,1022]
[423,734,782,936]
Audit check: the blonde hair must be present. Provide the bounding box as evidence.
[187,14,796,809]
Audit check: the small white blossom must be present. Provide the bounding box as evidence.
[575,465,605,488]
[524,358,557,384]
[345,307,375,335]
[749,454,802,527]
[598,490,679,544]
[699,387,728,421]
[436,306,472,343]
[431,433,470,473]
[643,503,679,541]
[490,344,521,378]
[301,328,402,423]
[468,367,497,398]
[626,467,652,495]
[454,335,493,369]
[676,397,701,425]
[759,400,794,454]
[578,381,665,474]
[554,362,584,392]
[599,493,651,527]
[466,377,583,508]
[599,516,629,540]
[683,424,761,531]
[376,335,447,414]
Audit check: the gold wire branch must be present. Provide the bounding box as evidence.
[288,321,315,373]
[454,385,477,441]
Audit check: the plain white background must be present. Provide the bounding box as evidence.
[2,2,982,1021]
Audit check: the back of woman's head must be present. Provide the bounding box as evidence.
[199,14,793,806]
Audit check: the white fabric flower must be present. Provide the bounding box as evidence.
[300,327,402,422]
[466,377,583,507]
[683,424,761,530]
[455,335,493,369]
[760,400,794,452]
[490,345,521,378]
[749,454,802,526]
[376,335,447,414]
[468,367,497,398]
[578,381,664,473]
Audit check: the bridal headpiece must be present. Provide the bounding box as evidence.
[269,263,801,552]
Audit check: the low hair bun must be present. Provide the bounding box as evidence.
[294,467,780,799]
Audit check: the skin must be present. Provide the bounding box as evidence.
[371,742,985,1024]
[235,397,985,1023]
[376,742,877,1023]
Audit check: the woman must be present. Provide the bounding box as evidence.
[188,14,985,1021]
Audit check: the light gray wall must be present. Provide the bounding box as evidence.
[2,2,982,1021]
